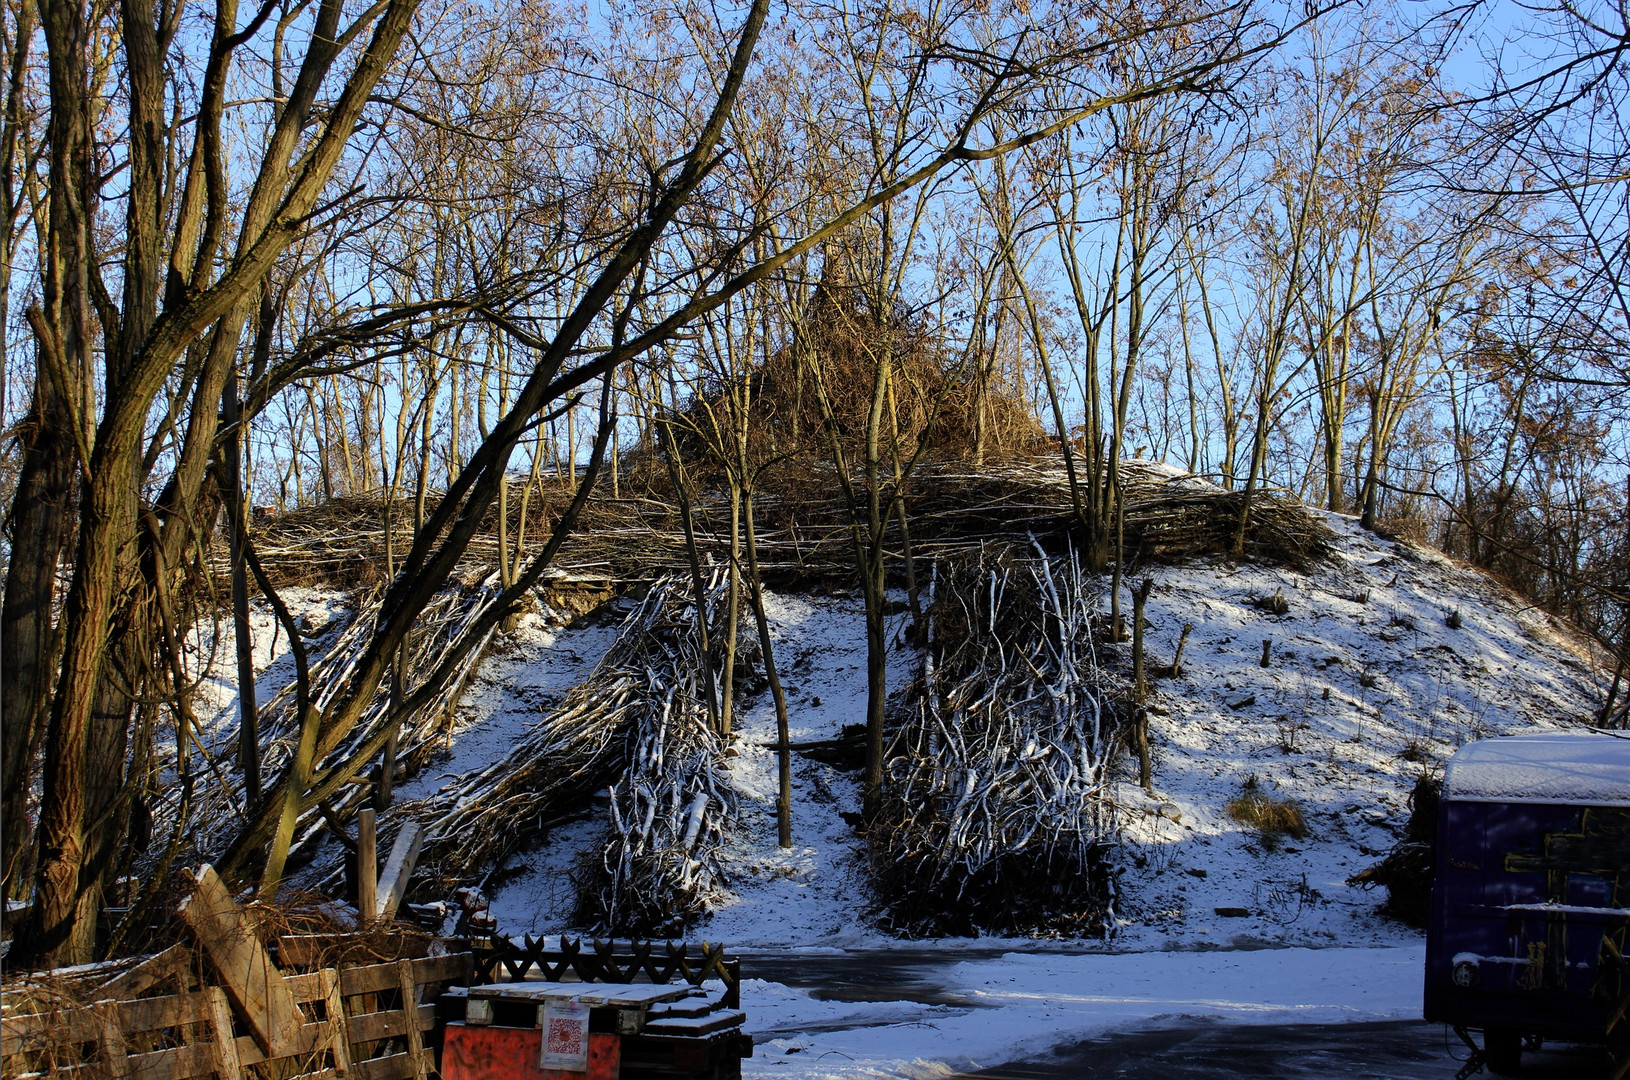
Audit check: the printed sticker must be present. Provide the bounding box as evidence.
[541,998,591,1071]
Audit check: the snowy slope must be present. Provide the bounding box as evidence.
[1109,508,1600,950]
[357,502,1602,954]
[194,488,1603,951]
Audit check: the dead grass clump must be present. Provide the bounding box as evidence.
[1227,776,1309,849]
[247,888,433,968]
[1248,589,1290,615]
[1399,738,1433,764]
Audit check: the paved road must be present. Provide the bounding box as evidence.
[741,949,1620,1079]
[740,947,1001,1006]
[960,1019,1619,1080]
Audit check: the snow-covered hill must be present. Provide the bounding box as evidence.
[194,482,1603,951]
[223,505,1592,951]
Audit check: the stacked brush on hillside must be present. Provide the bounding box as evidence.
[168,575,504,888]
[587,578,736,936]
[410,576,734,935]
[237,459,1333,593]
[873,543,1129,936]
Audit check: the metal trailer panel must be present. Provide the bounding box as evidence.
[1424,795,1630,1042]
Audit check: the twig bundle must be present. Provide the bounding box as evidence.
[873,542,1127,936]
[183,576,504,869]
[411,583,684,882]
[404,575,735,943]
[589,584,736,934]
[236,459,1333,594]
[265,577,502,771]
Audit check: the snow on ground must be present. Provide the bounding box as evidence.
[705,591,917,948]
[1109,509,1601,951]
[742,944,1426,1079]
[189,586,353,750]
[392,602,627,935]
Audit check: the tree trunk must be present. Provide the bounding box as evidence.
[742,490,793,847]
[225,367,261,803]
[1,379,75,900]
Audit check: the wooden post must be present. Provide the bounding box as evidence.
[357,809,378,924]
[376,822,423,921]
[93,1001,128,1080]
[322,966,353,1076]
[1170,622,1192,678]
[205,987,244,1080]
[1132,578,1154,792]
[180,864,303,1057]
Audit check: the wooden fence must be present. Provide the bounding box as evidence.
[466,936,739,1009]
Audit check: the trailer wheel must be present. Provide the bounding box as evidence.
[1484,1029,1523,1076]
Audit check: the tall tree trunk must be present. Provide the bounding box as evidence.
[720,490,741,738]
[1,380,75,900]
[225,366,261,803]
[22,0,101,965]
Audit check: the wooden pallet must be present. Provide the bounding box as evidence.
[2,868,470,1080]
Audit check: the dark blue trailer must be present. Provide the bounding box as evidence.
[1424,732,1630,1078]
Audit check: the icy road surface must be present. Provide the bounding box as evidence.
[741,944,1425,1079]
[961,1020,1618,1080]
[739,944,1617,1079]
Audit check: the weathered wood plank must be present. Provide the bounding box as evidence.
[277,935,429,971]
[342,1004,434,1045]
[374,825,422,922]
[233,1020,335,1068]
[123,1042,216,1080]
[393,963,426,1080]
[281,971,331,1003]
[337,953,469,998]
[3,1008,104,1053]
[93,1002,126,1080]
[102,991,215,1036]
[349,1050,432,1080]
[205,988,241,1080]
[321,968,351,1078]
[179,865,303,1058]
[96,946,194,1002]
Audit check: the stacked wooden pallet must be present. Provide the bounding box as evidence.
[1,867,470,1080]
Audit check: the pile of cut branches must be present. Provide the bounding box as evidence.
[1347,772,1441,927]
[174,575,504,877]
[236,458,1332,594]
[872,543,1128,936]
[404,576,734,938]
[588,582,735,935]
[411,582,682,883]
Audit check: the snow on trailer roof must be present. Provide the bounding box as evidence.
[1443,731,1630,806]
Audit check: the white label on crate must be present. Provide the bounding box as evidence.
[540,999,591,1072]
